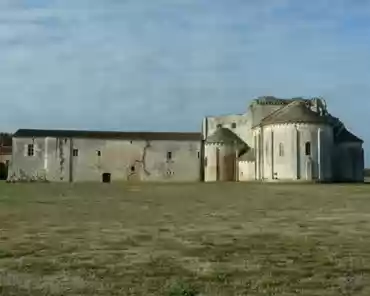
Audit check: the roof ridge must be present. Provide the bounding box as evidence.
[252,96,311,106]
[13,129,202,141]
[15,128,200,134]
[206,127,247,145]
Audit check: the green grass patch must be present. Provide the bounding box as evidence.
[1,182,370,295]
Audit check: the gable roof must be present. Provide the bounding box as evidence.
[13,129,202,141]
[205,127,247,147]
[258,100,329,127]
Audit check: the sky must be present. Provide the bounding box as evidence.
[0,0,369,162]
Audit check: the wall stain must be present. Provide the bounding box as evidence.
[153,162,174,179]
[127,140,151,180]
[58,138,65,181]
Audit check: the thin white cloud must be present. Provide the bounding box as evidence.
[0,0,369,162]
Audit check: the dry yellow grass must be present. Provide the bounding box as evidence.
[1,182,370,295]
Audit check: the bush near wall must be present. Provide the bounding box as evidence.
[0,133,12,146]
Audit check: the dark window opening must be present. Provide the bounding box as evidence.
[131,166,135,172]
[97,150,101,156]
[27,144,34,156]
[231,122,236,128]
[102,173,111,183]
[216,123,222,128]
[305,142,311,156]
[197,151,200,158]
[279,143,284,157]
[73,149,78,157]
[0,162,8,180]
[167,151,172,160]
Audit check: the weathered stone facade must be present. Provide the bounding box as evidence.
[9,131,202,182]
[203,97,364,182]
[8,97,364,183]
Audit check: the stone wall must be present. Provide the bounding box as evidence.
[9,137,201,182]
[253,123,333,181]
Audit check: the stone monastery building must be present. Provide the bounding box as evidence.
[9,96,364,183]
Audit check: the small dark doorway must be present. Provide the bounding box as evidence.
[0,162,8,180]
[102,173,111,183]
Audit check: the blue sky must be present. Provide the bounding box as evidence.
[0,0,369,162]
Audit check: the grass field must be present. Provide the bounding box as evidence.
[1,182,370,295]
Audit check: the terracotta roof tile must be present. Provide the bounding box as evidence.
[238,148,255,162]
[206,127,247,147]
[335,128,363,143]
[259,101,329,126]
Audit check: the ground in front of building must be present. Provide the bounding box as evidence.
[1,182,370,295]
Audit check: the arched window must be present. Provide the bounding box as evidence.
[305,142,311,156]
[279,143,284,157]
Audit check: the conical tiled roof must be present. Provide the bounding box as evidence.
[260,101,329,126]
[335,128,363,143]
[238,148,255,162]
[206,127,247,148]
[326,115,363,143]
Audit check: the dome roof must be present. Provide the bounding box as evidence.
[206,127,247,148]
[259,101,329,126]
